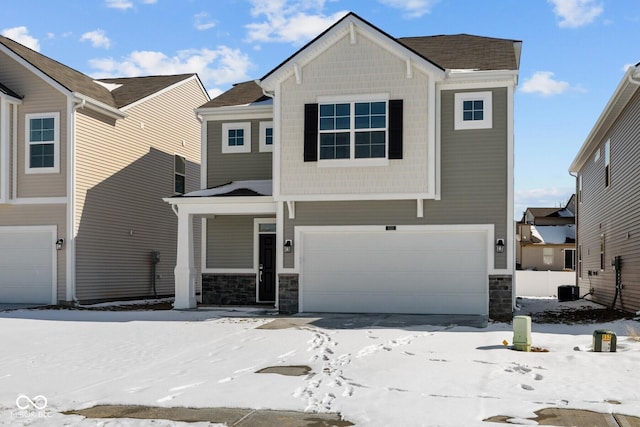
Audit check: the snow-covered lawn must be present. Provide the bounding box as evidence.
[0,299,639,426]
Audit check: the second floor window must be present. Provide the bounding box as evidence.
[454,91,493,130]
[259,121,273,153]
[26,112,59,174]
[174,155,186,194]
[222,122,251,153]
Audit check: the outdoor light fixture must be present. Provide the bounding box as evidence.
[496,238,505,253]
[56,238,64,251]
[284,240,293,253]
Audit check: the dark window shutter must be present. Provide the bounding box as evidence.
[304,103,318,162]
[388,99,403,159]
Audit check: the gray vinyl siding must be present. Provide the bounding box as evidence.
[0,204,66,300]
[0,50,67,198]
[576,88,640,312]
[74,78,206,302]
[206,120,272,188]
[206,215,275,269]
[283,87,509,270]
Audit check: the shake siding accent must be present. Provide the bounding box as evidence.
[74,78,205,302]
[282,87,509,270]
[206,215,273,268]
[577,89,640,312]
[0,204,66,300]
[278,33,430,196]
[206,120,272,188]
[0,51,67,198]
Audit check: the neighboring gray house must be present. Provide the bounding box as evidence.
[166,12,521,319]
[569,63,640,313]
[516,196,576,271]
[0,35,209,304]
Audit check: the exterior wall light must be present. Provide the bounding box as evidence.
[56,238,64,250]
[496,238,505,253]
[284,240,293,253]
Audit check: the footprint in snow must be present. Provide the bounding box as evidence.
[521,384,534,391]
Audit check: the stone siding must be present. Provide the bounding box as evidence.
[278,274,299,314]
[202,274,256,305]
[489,274,513,321]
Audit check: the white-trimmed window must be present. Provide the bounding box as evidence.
[222,122,251,153]
[543,247,554,265]
[604,139,610,187]
[25,112,59,174]
[454,91,492,130]
[259,121,273,152]
[174,154,186,194]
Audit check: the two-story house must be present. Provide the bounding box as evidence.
[516,195,576,271]
[569,63,640,313]
[0,35,209,305]
[166,12,521,319]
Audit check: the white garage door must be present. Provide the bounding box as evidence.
[301,228,489,315]
[0,227,55,304]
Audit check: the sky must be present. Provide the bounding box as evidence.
[2,0,639,217]
[0,299,639,426]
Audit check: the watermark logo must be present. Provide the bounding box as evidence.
[13,394,52,419]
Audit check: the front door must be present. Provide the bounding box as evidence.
[258,234,276,302]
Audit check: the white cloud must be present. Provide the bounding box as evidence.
[80,30,111,49]
[194,12,216,31]
[88,46,253,88]
[515,187,575,218]
[520,71,572,96]
[246,0,348,45]
[105,0,133,9]
[378,0,438,18]
[548,0,603,28]
[1,26,40,51]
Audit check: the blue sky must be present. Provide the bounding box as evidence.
[2,0,638,216]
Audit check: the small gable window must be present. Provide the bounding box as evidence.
[174,154,186,194]
[25,112,60,174]
[259,121,274,152]
[454,91,492,130]
[222,122,251,153]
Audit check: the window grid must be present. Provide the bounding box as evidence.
[228,129,245,147]
[265,127,273,145]
[462,100,484,121]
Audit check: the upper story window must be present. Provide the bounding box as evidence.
[259,121,273,153]
[222,122,251,154]
[604,139,610,187]
[304,95,403,166]
[25,112,60,174]
[174,154,186,194]
[454,91,492,130]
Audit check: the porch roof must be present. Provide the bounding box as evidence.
[179,180,273,198]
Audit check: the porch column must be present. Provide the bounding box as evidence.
[174,208,196,309]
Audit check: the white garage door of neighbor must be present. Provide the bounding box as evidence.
[301,229,488,315]
[0,227,55,304]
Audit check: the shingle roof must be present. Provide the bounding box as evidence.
[199,81,268,108]
[98,74,196,109]
[0,81,21,99]
[0,35,198,110]
[398,34,520,71]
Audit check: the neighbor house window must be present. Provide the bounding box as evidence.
[222,122,251,153]
[543,247,554,265]
[564,248,575,270]
[259,121,273,152]
[604,140,610,187]
[578,244,582,278]
[454,91,492,130]
[304,97,403,164]
[174,154,186,194]
[25,112,60,174]
[600,234,605,271]
[578,174,583,203]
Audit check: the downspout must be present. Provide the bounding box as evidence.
[66,97,86,304]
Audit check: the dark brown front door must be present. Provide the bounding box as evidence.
[258,234,276,302]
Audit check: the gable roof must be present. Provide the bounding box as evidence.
[0,35,204,114]
[199,80,268,108]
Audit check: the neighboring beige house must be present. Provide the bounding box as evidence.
[0,35,209,304]
[166,12,521,320]
[516,196,576,271]
[569,63,640,313]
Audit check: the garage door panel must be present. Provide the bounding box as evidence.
[301,229,489,315]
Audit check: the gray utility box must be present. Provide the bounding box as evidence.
[593,330,617,352]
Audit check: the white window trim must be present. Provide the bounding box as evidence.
[222,122,251,154]
[542,247,554,265]
[174,153,186,195]
[259,121,273,153]
[454,91,492,130]
[25,112,60,174]
[316,93,389,167]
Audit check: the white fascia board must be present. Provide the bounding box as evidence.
[164,196,277,215]
[121,75,206,111]
[274,192,435,202]
[569,66,640,173]
[196,104,273,121]
[260,14,445,91]
[72,93,126,120]
[0,92,22,104]
[9,197,67,205]
[438,74,518,90]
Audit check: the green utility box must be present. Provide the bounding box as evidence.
[593,330,617,352]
